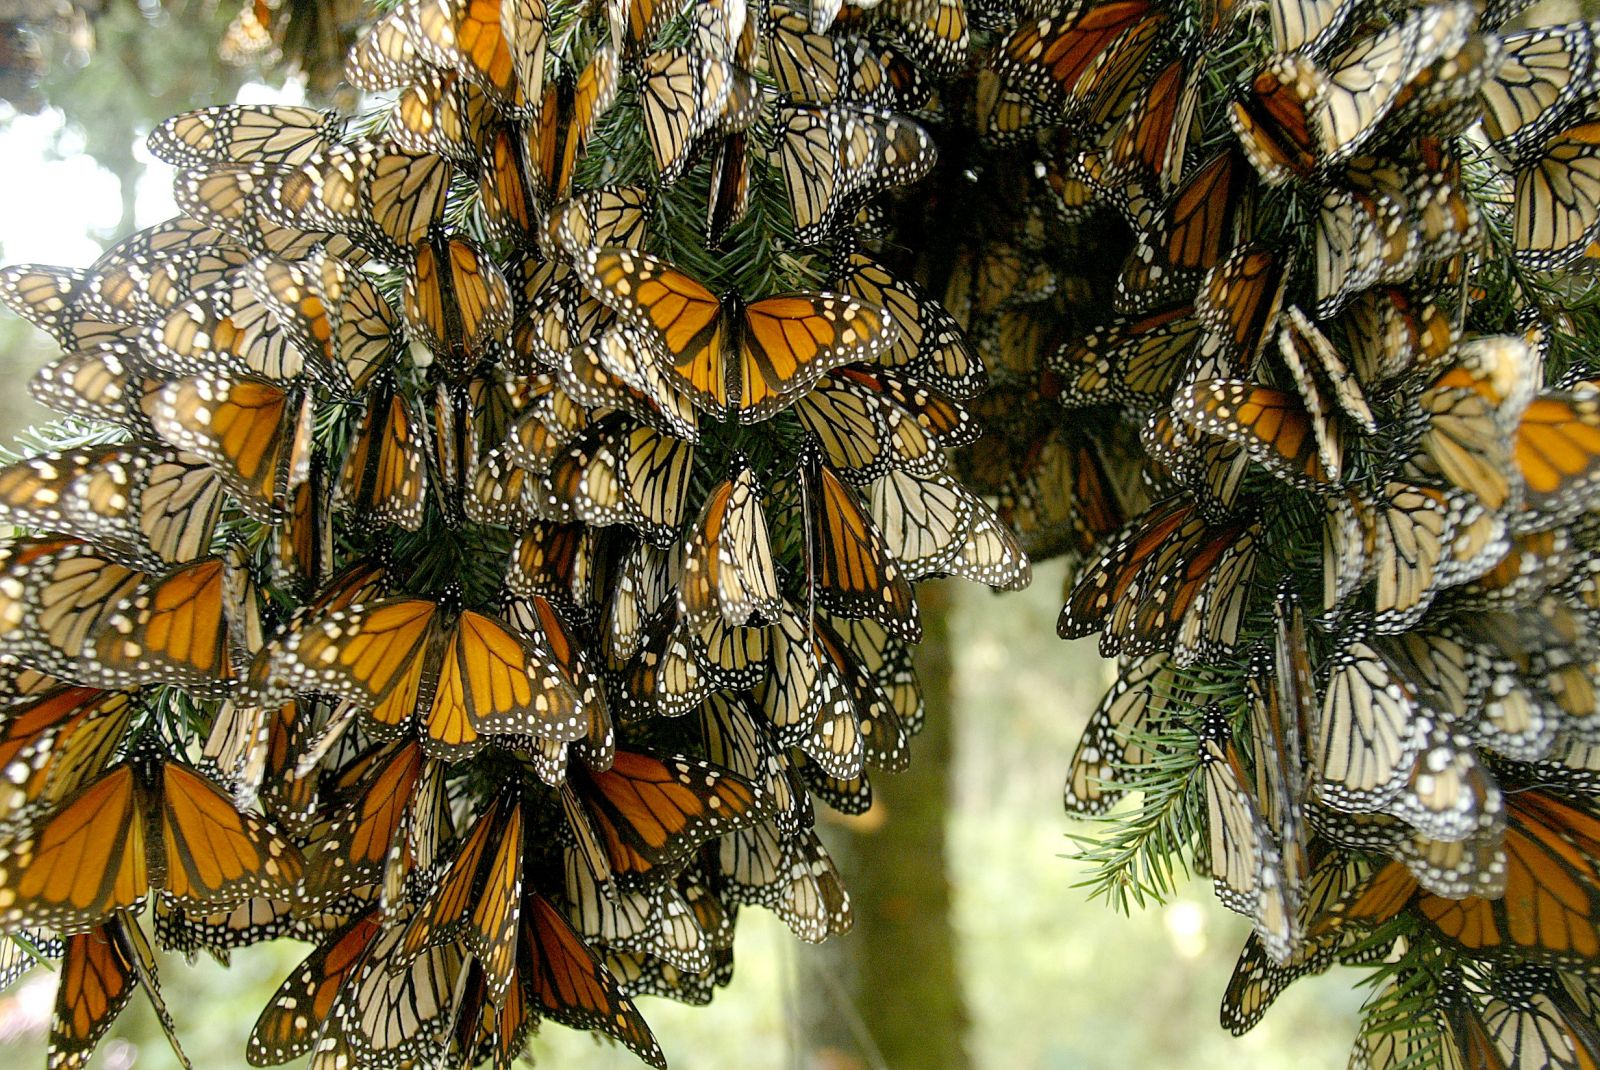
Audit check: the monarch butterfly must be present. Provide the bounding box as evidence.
[0,750,304,933]
[812,611,912,773]
[1102,55,1204,198]
[0,265,137,351]
[1060,491,1258,661]
[1050,303,1201,409]
[563,845,713,976]
[1413,335,1538,512]
[25,347,148,435]
[244,247,400,394]
[0,541,238,698]
[1279,304,1375,438]
[767,3,919,109]
[1059,495,1193,638]
[312,912,466,1067]
[403,230,515,380]
[699,690,812,836]
[562,748,766,892]
[579,248,897,422]
[448,957,535,1070]
[799,435,922,642]
[248,910,382,1065]
[143,270,310,382]
[707,131,751,248]
[1481,22,1598,162]
[994,0,1164,121]
[1063,655,1171,817]
[52,914,190,1070]
[1142,407,1248,518]
[1266,0,1353,55]
[298,742,431,904]
[407,0,542,106]
[1191,243,1288,380]
[478,121,547,248]
[335,377,428,532]
[531,416,662,540]
[1312,185,1400,318]
[90,216,238,270]
[1506,390,1600,528]
[677,461,780,632]
[1325,481,1508,631]
[1220,849,1378,1035]
[754,600,864,781]
[1176,380,1340,489]
[81,554,242,696]
[831,250,985,398]
[501,593,613,777]
[388,71,496,165]
[265,463,329,597]
[399,797,524,1007]
[1196,707,1298,958]
[776,103,936,244]
[1515,122,1600,271]
[506,523,600,619]
[867,469,1029,589]
[147,105,343,170]
[258,596,582,760]
[1334,287,1454,390]
[1116,150,1252,316]
[148,372,313,523]
[0,445,223,570]
[1343,974,1464,1070]
[1450,965,1600,1070]
[81,246,253,327]
[529,46,620,205]
[269,140,451,260]
[1103,504,1258,661]
[521,891,667,1068]
[1228,55,1322,187]
[603,607,702,720]
[174,165,369,265]
[544,185,650,262]
[552,323,702,445]
[717,820,853,943]
[0,684,133,829]
[794,366,969,482]
[152,894,332,963]
[639,48,757,183]
[1323,789,1600,970]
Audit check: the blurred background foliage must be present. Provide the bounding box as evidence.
[0,4,1384,1067]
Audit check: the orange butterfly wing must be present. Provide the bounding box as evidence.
[159,761,304,906]
[0,764,146,932]
[522,892,666,1068]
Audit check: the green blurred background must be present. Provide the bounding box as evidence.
[0,3,1383,1066]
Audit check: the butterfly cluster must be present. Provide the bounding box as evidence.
[962,0,1600,1064]
[0,0,1033,1066]
[8,0,1600,1065]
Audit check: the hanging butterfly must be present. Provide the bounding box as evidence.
[775,102,936,244]
[798,435,922,642]
[403,230,515,381]
[578,247,897,422]
[254,596,583,760]
[562,748,767,892]
[50,914,191,1070]
[0,444,224,570]
[147,104,343,170]
[0,749,304,933]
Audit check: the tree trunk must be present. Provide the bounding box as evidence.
[799,580,970,1070]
